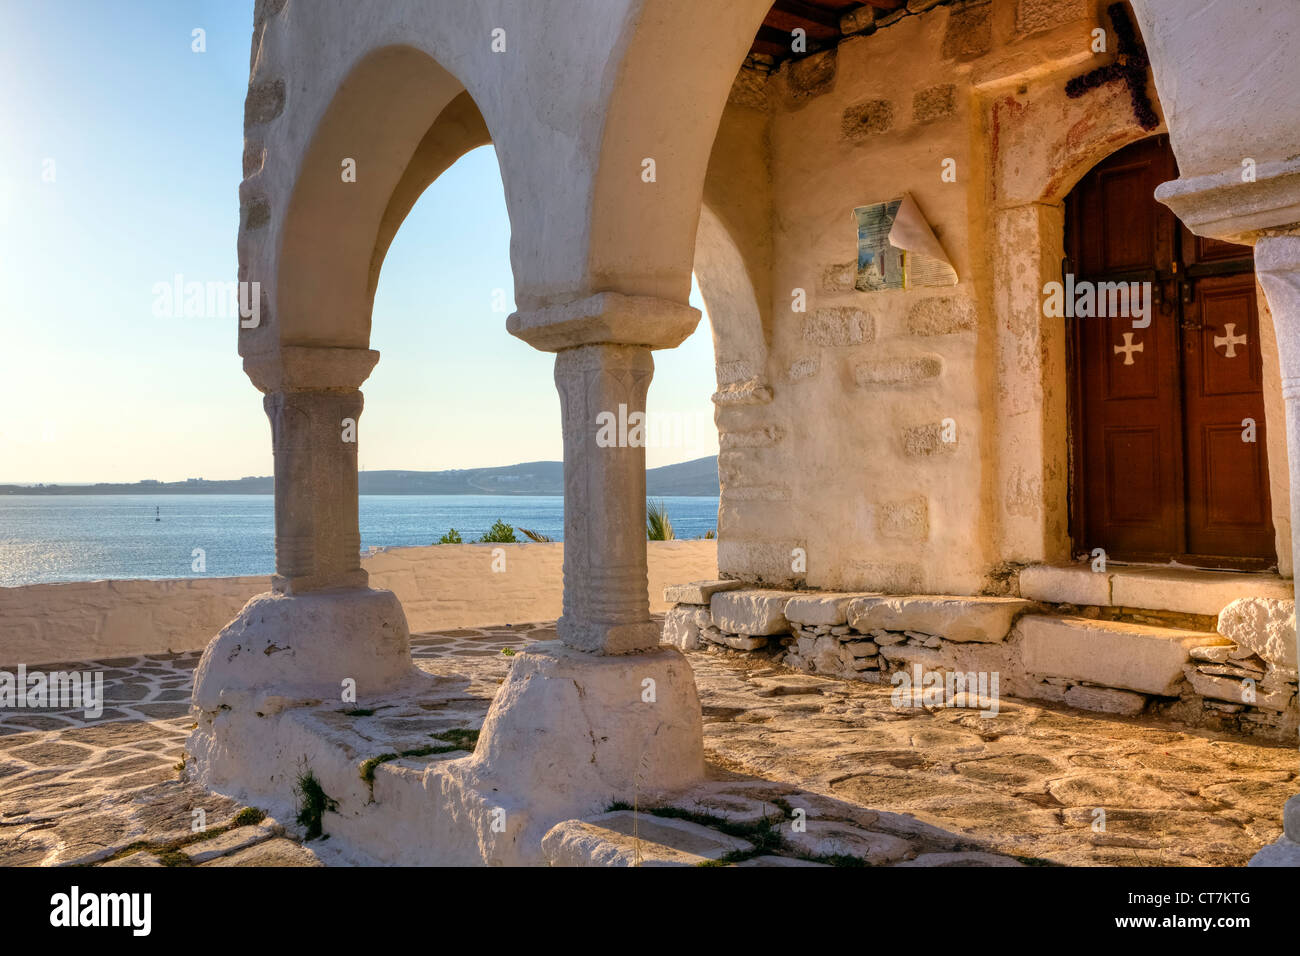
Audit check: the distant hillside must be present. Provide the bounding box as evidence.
[2,456,720,497]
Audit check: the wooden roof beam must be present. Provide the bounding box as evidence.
[770,0,844,31]
[763,8,840,41]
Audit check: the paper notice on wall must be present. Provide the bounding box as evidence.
[853,194,957,291]
[888,193,957,287]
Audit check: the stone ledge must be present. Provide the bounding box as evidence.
[542,812,752,867]
[1019,563,1292,617]
[847,595,1033,643]
[784,592,880,627]
[663,579,743,606]
[709,589,803,636]
[1020,616,1227,696]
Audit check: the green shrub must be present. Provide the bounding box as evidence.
[437,528,463,544]
[293,766,337,840]
[479,519,517,543]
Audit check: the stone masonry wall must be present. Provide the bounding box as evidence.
[702,0,1293,590]
[0,540,717,666]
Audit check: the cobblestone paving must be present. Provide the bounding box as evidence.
[1,620,1291,866]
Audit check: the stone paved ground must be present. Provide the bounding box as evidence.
[1,620,1292,866]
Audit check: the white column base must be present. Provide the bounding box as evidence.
[191,587,419,717]
[467,641,706,823]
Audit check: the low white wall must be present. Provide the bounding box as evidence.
[0,541,717,667]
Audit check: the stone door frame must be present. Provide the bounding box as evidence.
[981,76,1292,576]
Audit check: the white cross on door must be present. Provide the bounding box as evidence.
[1213,323,1247,358]
[1114,332,1144,366]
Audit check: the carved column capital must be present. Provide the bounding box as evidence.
[508,292,699,352]
[243,345,380,393]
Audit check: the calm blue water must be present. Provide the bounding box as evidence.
[0,495,719,587]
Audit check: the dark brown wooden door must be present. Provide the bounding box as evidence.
[1066,136,1275,569]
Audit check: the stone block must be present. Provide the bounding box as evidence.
[1183,666,1294,710]
[712,379,773,406]
[848,595,1031,643]
[788,357,820,381]
[854,355,943,387]
[1016,0,1086,36]
[1019,616,1225,696]
[912,84,957,124]
[542,812,752,867]
[1062,684,1147,715]
[1216,598,1296,670]
[841,99,895,142]
[804,307,873,346]
[876,498,929,542]
[902,422,958,457]
[821,261,856,293]
[1109,567,1292,616]
[784,592,880,627]
[200,838,323,867]
[941,0,992,61]
[908,295,974,335]
[719,426,784,449]
[1018,564,1109,606]
[663,579,743,605]
[840,6,876,34]
[783,821,913,864]
[783,49,837,106]
[182,821,279,864]
[661,605,710,650]
[710,589,801,636]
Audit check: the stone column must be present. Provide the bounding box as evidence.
[508,291,702,653]
[191,344,416,779]
[1256,234,1300,654]
[243,346,380,593]
[1253,234,1300,864]
[554,344,657,652]
[456,293,708,820]
[265,389,367,594]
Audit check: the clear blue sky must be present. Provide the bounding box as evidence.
[0,0,719,483]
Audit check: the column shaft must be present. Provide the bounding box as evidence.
[265,388,367,594]
[554,344,657,653]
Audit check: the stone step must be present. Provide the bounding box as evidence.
[1019,615,1231,696]
[541,811,753,866]
[1019,563,1291,617]
[847,594,1034,643]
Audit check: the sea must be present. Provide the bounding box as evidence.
[0,495,720,588]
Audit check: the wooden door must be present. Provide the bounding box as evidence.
[1066,136,1275,569]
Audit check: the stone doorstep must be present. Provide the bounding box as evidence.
[1018,563,1292,617]
[1019,615,1229,696]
